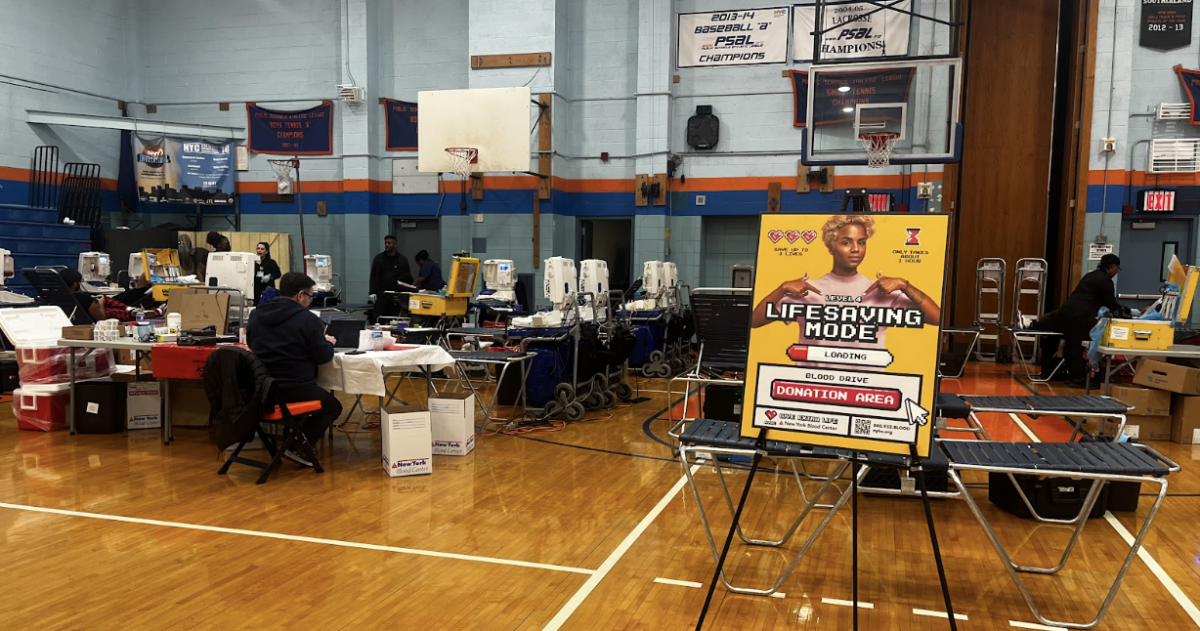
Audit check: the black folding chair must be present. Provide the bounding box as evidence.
[667,288,752,430]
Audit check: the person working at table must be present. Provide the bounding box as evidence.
[368,235,413,324]
[413,250,446,292]
[248,272,343,467]
[1032,253,1128,387]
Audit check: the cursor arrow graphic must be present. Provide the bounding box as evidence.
[904,399,930,427]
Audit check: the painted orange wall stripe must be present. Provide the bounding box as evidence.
[1087,169,1200,187]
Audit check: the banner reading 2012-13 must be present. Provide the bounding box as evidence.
[741,213,949,457]
[677,7,790,68]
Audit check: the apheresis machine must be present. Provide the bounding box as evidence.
[77,252,122,294]
[512,256,577,328]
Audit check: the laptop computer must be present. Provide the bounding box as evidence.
[325,319,366,352]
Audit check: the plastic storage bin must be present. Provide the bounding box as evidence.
[74,381,127,434]
[13,383,70,432]
[0,306,114,385]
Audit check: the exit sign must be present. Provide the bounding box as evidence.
[868,193,893,212]
[1141,189,1176,212]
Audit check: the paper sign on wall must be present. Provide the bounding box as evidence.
[741,213,949,457]
[1089,242,1114,261]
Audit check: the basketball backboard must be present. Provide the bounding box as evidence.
[417,87,533,175]
[801,58,962,166]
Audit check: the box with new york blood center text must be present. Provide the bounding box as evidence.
[382,404,432,477]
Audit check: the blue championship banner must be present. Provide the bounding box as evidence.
[134,136,235,205]
[383,99,418,151]
[247,101,335,155]
[790,67,915,127]
[1175,65,1200,124]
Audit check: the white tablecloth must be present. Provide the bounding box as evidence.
[317,345,455,397]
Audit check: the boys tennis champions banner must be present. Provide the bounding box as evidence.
[677,7,790,68]
[793,1,912,62]
[382,99,419,151]
[789,68,915,127]
[133,136,235,204]
[741,213,949,457]
[246,101,334,155]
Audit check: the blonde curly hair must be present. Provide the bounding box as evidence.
[821,215,875,251]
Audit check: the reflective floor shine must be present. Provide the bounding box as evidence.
[1,364,1198,630]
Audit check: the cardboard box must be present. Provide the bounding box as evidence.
[61,325,94,341]
[1122,415,1173,441]
[170,381,211,427]
[1132,360,1200,396]
[127,381,162,430]
[1109,385,1171,417]
[430,392,476,456]
[167,289,230,332]
[1170,395,1200,444]
[381,404,432,477]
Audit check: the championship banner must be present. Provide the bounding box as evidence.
[741,213,949,457]
[677,7,790,68]
[1141,0,1193,51]
[133,136,236,205]
[1175,65,1200,124]
[789,68,915,126]
[247,101,335,155]
[793,1,912,62]
[383,99,419,151]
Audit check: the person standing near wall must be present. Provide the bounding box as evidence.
[368,235,413,323]
[254,241,282,304]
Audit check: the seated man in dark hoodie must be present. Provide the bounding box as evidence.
[248,272,343,466]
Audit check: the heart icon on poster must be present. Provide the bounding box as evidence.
[784,230,802,243]
[801,230,818,244]
[768,230,784,243]
[765,410,778,420]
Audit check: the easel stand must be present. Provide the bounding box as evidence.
[693,443,958,631]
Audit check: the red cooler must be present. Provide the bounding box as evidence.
[0,306,115,385]
[13,383,70,431]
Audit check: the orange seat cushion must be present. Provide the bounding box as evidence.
[263,400,323,421]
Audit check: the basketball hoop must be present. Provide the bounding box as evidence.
[858,132,901,169]
[268,158,299,194]
[445,147,479,181]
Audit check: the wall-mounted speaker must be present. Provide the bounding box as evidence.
[687,105,719,150]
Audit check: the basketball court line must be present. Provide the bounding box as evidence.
[541,466,699,631]
[914,608,968,621]
[1007,412,1041,442]
[1008,621,1065,631]
[653,577,702,588]
[1003,417,1200,629]
[0,501,594,575]
[821,598,874,609]
[1104,511,1200,627]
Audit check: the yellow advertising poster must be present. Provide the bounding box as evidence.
[741,213,950,457]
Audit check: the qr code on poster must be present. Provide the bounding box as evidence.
[853,418,871,436]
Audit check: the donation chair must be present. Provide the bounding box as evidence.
[22,266,95,325]
[204,347,327,484]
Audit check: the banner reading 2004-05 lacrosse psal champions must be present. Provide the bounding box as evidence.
[741,213,949,457]
[793,1,912,62]
[677,7,791,68]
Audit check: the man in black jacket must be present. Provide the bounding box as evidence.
[248,272,343,466]
[368,235,413,324]
[1033,254,1126,386]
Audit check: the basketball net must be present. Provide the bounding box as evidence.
[858,132,900,169]
[268,158,298,193]
[445,147,478,182]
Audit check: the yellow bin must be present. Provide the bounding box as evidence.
[1104,318,1174,351]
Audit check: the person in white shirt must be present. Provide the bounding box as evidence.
[750,215,941,368]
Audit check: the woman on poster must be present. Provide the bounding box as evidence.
[750,215,941,362]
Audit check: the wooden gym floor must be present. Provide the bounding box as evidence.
[1,363,1198,630]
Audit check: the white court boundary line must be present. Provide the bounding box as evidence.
[654,577,701,588]
[1104,511,1200,627]
[822,598,874,609]
[1002,412,1200,629]
[0,502,594,575]
[914,608,968,621]
[1009,621,1065,631]
[542,466,698,631]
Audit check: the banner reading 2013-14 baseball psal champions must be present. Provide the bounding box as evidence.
[741,213,949,457]
[677,7,791,68]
